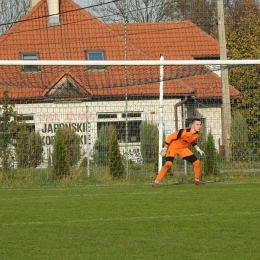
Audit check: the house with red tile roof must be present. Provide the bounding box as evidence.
[0,0,240,165]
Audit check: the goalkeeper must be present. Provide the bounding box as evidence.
[152,118,205,187]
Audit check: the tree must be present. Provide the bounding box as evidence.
[203,130,219,176]
[108,126,125,177]
[170,0,217,35]
[52,127,70,177]
[230,112,249,161]
[90,0,217,34]
[93,124,114,166]
[91,0,175,23]
[224,0,260,27]
[15,126,44,168]
[0,91,18,175]
[226,0,260,143]
[0,0,30,35]
[59,127,82,167]
[140,120,158,164]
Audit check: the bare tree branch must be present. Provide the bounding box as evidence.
[0,0,30,35]
[89,0,218,35]
[90,0,180,23]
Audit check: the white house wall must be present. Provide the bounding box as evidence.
[2,98,223,167]
[197,106,222,150]
[14,98,182,166]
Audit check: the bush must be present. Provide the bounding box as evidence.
[52,127,70,177]
[0,91,17,174]
[93,124,114,166]
[230,111,249,161]
[108,126,125,178]
[140,121,158,164]
[15,127,44,168]
[59,127,82,166]
[203,130,219,176]
[79,156,95,168]
[79,156,88,167]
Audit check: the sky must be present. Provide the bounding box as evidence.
[74,0,96,8]
[72,0,100,16]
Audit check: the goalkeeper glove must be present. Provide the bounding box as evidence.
[196,147,205,158]
[159,147,167,157]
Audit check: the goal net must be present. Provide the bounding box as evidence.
[0,0,259,184]
[0,60,259,181]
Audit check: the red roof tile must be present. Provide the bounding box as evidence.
[108,21,220,60]
[0,0,240,100]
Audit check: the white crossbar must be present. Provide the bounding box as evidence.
[0,60,260,66]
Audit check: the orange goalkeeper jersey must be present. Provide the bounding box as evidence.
[165,128,199,150]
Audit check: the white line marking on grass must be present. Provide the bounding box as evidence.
[1,186,260,201]
[3,211,260,227]
[1,182,259,192]
[0,192,161,201]
[0,184,140,192]
[0,194,81,200]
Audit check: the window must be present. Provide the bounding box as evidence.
[16,114,35,132]
[97,121,142,143]
[20,52,40,72]
[122,113,141,118]
[15,115,34,121]
[98,114,117,119]
[86,50,106,70]
[97,112,142,143]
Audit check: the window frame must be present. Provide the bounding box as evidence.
[20,52,40,72]
[97,112,142,143]
[86,50,106,70]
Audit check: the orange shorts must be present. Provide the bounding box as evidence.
[166,147,194,159]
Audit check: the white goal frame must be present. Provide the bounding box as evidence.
[1,59,259,173]
[0,59,260,66]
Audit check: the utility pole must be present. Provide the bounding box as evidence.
[217,0,231,161]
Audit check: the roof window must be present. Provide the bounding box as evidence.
[86,50,106,70]
[20,52,40,72]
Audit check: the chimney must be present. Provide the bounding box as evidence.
[31,0,60,26]
[30,0,41,8]
[47,0,60,26]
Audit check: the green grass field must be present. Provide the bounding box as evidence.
[1,182,260,260]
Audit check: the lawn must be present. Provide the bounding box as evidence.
[1,182,260,260]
